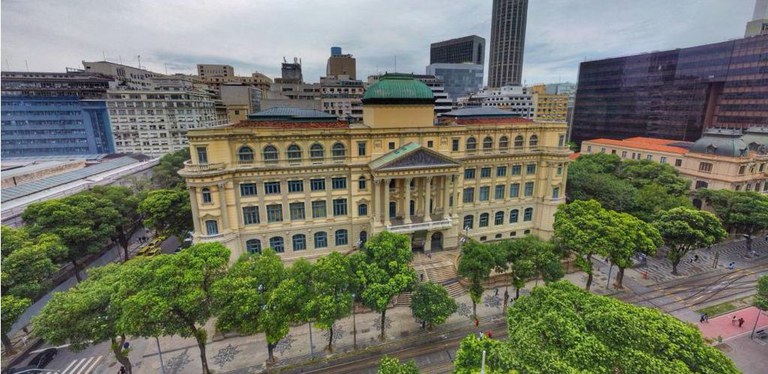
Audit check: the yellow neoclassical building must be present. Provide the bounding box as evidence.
[179,74,571,261]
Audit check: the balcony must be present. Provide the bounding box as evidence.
[387,215,452,234]
[182,160,226,173]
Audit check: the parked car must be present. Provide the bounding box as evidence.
[8,347,58,373]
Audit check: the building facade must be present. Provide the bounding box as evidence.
[746,0,768,37]
[180,74,570,262]
[459,85,534,119]
[425,63,484,101]
[326,47,357,80]
[82,61,163,89]
[320,76,364,122]
[197,64,235,78]
[430,35,485,65]
[488,0,529,87]
[532,85,569,123]
[1,71,116,157]
[572,33,768,144]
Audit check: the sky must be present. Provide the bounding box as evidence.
[1,0,757,86]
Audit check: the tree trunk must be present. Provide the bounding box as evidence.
[71,258,83,282]
[2,333,16,355]
[514,286,521,300]
[380,309,387,341]
[671,260,680,275]
[502,288,509,314]
[746,231,753,256]
[472,300,477,321]
[267,342,275,364]
[111,336,133,374]
[584,254,593,291]
[615,267,625,289]
[194,329,210,374]
[327,326,334,352]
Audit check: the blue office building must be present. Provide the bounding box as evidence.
[1,71,115,157]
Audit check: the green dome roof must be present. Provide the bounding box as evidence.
[690,129,749,157]
[362,73,435,104]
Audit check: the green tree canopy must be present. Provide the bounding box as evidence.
[553,200,611,290]
[1,226,66,299]
[457,240,496,320]
[410,282,457,330]
[604,211,662,288]
[619,159,691,196]
[151,148,190,189]
[696,189,768,254]
[116,243,230,374]
[494,235,564,306]
[567,172,638,213]
[654,207,727,275]
[138,189,192,239]
[306,252,354,351]
[1,295,31,355]
[755,275,768,311]
[22,193,119,282]
[632,183,693,222]
[91,185,145,262]
[350,231,417,341]
[377,356,420,374]
[454,281,739,374]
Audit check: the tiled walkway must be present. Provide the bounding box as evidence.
[697,306,768,341]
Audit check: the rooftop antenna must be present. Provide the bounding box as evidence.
[4,58,9,70]
[137,55,141,69]
[119,55,123,64]
[165,63,168,75]
[103,51,106,61]
[394,55,397,72]
[25,60,29,72]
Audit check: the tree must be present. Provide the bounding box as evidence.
[619,159,691,196]
[655,207,727,275]
[553,200,611,290]
[350,231,417,341]
[151,148,190,189]
[307,252,354,351]
[212,249,287,364]
[138,189,192,239]
[33,263,134,373]
[1,226,66,299]
[453,281,739,374]
[604,211,662,288]
[91,186,144,262]
[696,189,768,255]
[1,295,31,355]
[494,235,564,310]
[755,275,768,311]
[23,193,119,282]
[411,282,457,330]
[567,172,638,212]
[631,183,692,222]
[457,240,496,320]
[116,243,230,374]
[377,356,420,374]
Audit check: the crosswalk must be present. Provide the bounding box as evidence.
[59,355,103,374]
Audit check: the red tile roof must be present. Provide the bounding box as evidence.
[233,120,349,129]
[569,152,580,160]
[585,137,689,154]
[448,117,534,126]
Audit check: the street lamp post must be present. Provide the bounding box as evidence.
[750,307,763,339]
[156,336,166,374]
[606,260,613,290]
[352,293,357,349]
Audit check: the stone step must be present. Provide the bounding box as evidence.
[443,280,466,298]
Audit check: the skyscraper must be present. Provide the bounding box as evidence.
[430,35,485,65]
[488,0,529,88]
[745,0,768,37]
[326,47,357,79]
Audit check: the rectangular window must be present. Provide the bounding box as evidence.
[267,204,283,223]
[552,187,560,199]
[496,166,507,177]
[332,177,347,190]
[464,168,475,179]
[333,198,348,216]
[240,183,257,196]
[336,231,348,246]
[358,141,366,156]
[315,233,328,248]
[557,163,563,176]
[587,145,592,153]
[479,214,489,227]
[310,178,326,191]
[646,155,653,160]
[289,202,305,220]
[388,142,395,150]
[243,206,259,225]
[264,181,281,194]
[509,183,520,197]
[479,186,490,201]
[660,156,667,164]
[621,151,627,158]
[287,180,304,193]
[511,165,522,175]
[699,162,713,173]
[495,213,504,225]
[526,164,536,174]
[738,165,746,174]
[495,185,505,200]
[675,159,682,167]
[524,208,533,221]
[427,140,434,148]
[463,188,474,203]
[312,200,327,218]
[196,146,208,164]
[205,220,218,235]
[480,167,491,178]
[558,134,565,147]
[524,182,534,197]
[452,138,460,151]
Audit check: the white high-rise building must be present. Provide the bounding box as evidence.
[746,0,768,36]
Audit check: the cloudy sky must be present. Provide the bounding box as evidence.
[1,0,756,85]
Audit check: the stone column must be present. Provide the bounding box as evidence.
[424,176,432,222]
[403,177,412,224]
[424,232,432,253]
[451,174,459,217]
[218,182,230,230]
[384,178,391,226]
[371,177,379,225]
[188,187,201,234]
[443,175,451,220]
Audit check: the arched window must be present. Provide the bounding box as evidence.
[499,136,509,149]
[509,209,519,223]
[269,236,284,253]
[205,220,219,235]
[287,144,302,160]
[695,181,709,189]
[314,232,328,248]
[494,211,505,225]
[332,143,346,158]
[263,145,278,162]
[463,215,474,229]
[201,188,212,203]
[524,208,533,221]
[238,146,254,163]
[529,135,538,147]
[360,230,368,244]
[358,203,368,216]
[246,239,262,254]
[292,234,306,251]
[514,135,524,148]
[483,136,493,150]
[479,213,489,227]
[335,229,348,246]
[310,143,324,159]
[466,137,477,151]
[552,187,560,199]
[358,176,367,190]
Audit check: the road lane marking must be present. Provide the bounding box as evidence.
[77,355,102,374]
[65,358,87,374]
[75,357,95,374]
[61,359,78,373]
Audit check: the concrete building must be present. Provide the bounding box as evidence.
[459,85,534,119]
[275,58,303,84]
[531,84,569,123]
[746,0,768,37]
[572,33,768,144]
[488,0,529,87]
[82,61,163,89]
[179,74,570,262]
[1,71,116,157]
[326,47,357,80]
[580,128,768,196]
[430,35,485,65]
[320,75,364,122]
[425,63,484,101]
[220,84,262,123]
[197,64,235,78]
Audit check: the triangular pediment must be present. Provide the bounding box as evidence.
[370,143,460,171]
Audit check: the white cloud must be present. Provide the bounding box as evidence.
[1,0,756,85]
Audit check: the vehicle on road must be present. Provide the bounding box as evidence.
[8,348,58,373]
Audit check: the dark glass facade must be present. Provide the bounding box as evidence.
[488,0,528,87]
[430,35,485,65]
[572,34,768,144]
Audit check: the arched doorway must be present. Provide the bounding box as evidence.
[431,232,443,251]
[693,198,703,210]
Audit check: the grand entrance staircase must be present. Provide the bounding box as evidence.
[395,250,466,306]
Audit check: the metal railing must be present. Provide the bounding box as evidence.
[182,161,226,172]
[387,217,452,233]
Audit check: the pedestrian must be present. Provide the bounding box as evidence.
[21,335,28,347]
[738,318,745,327]
[118,365,126,374]
[420,273,424,281]
[700,314,706,323]
[704,313,709,323]
[495,288,499,296]
[694,254,700,263]
[474,318,479,327]
[732,315,737,326]
[486,330,493,339]
[427,252,432,259]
